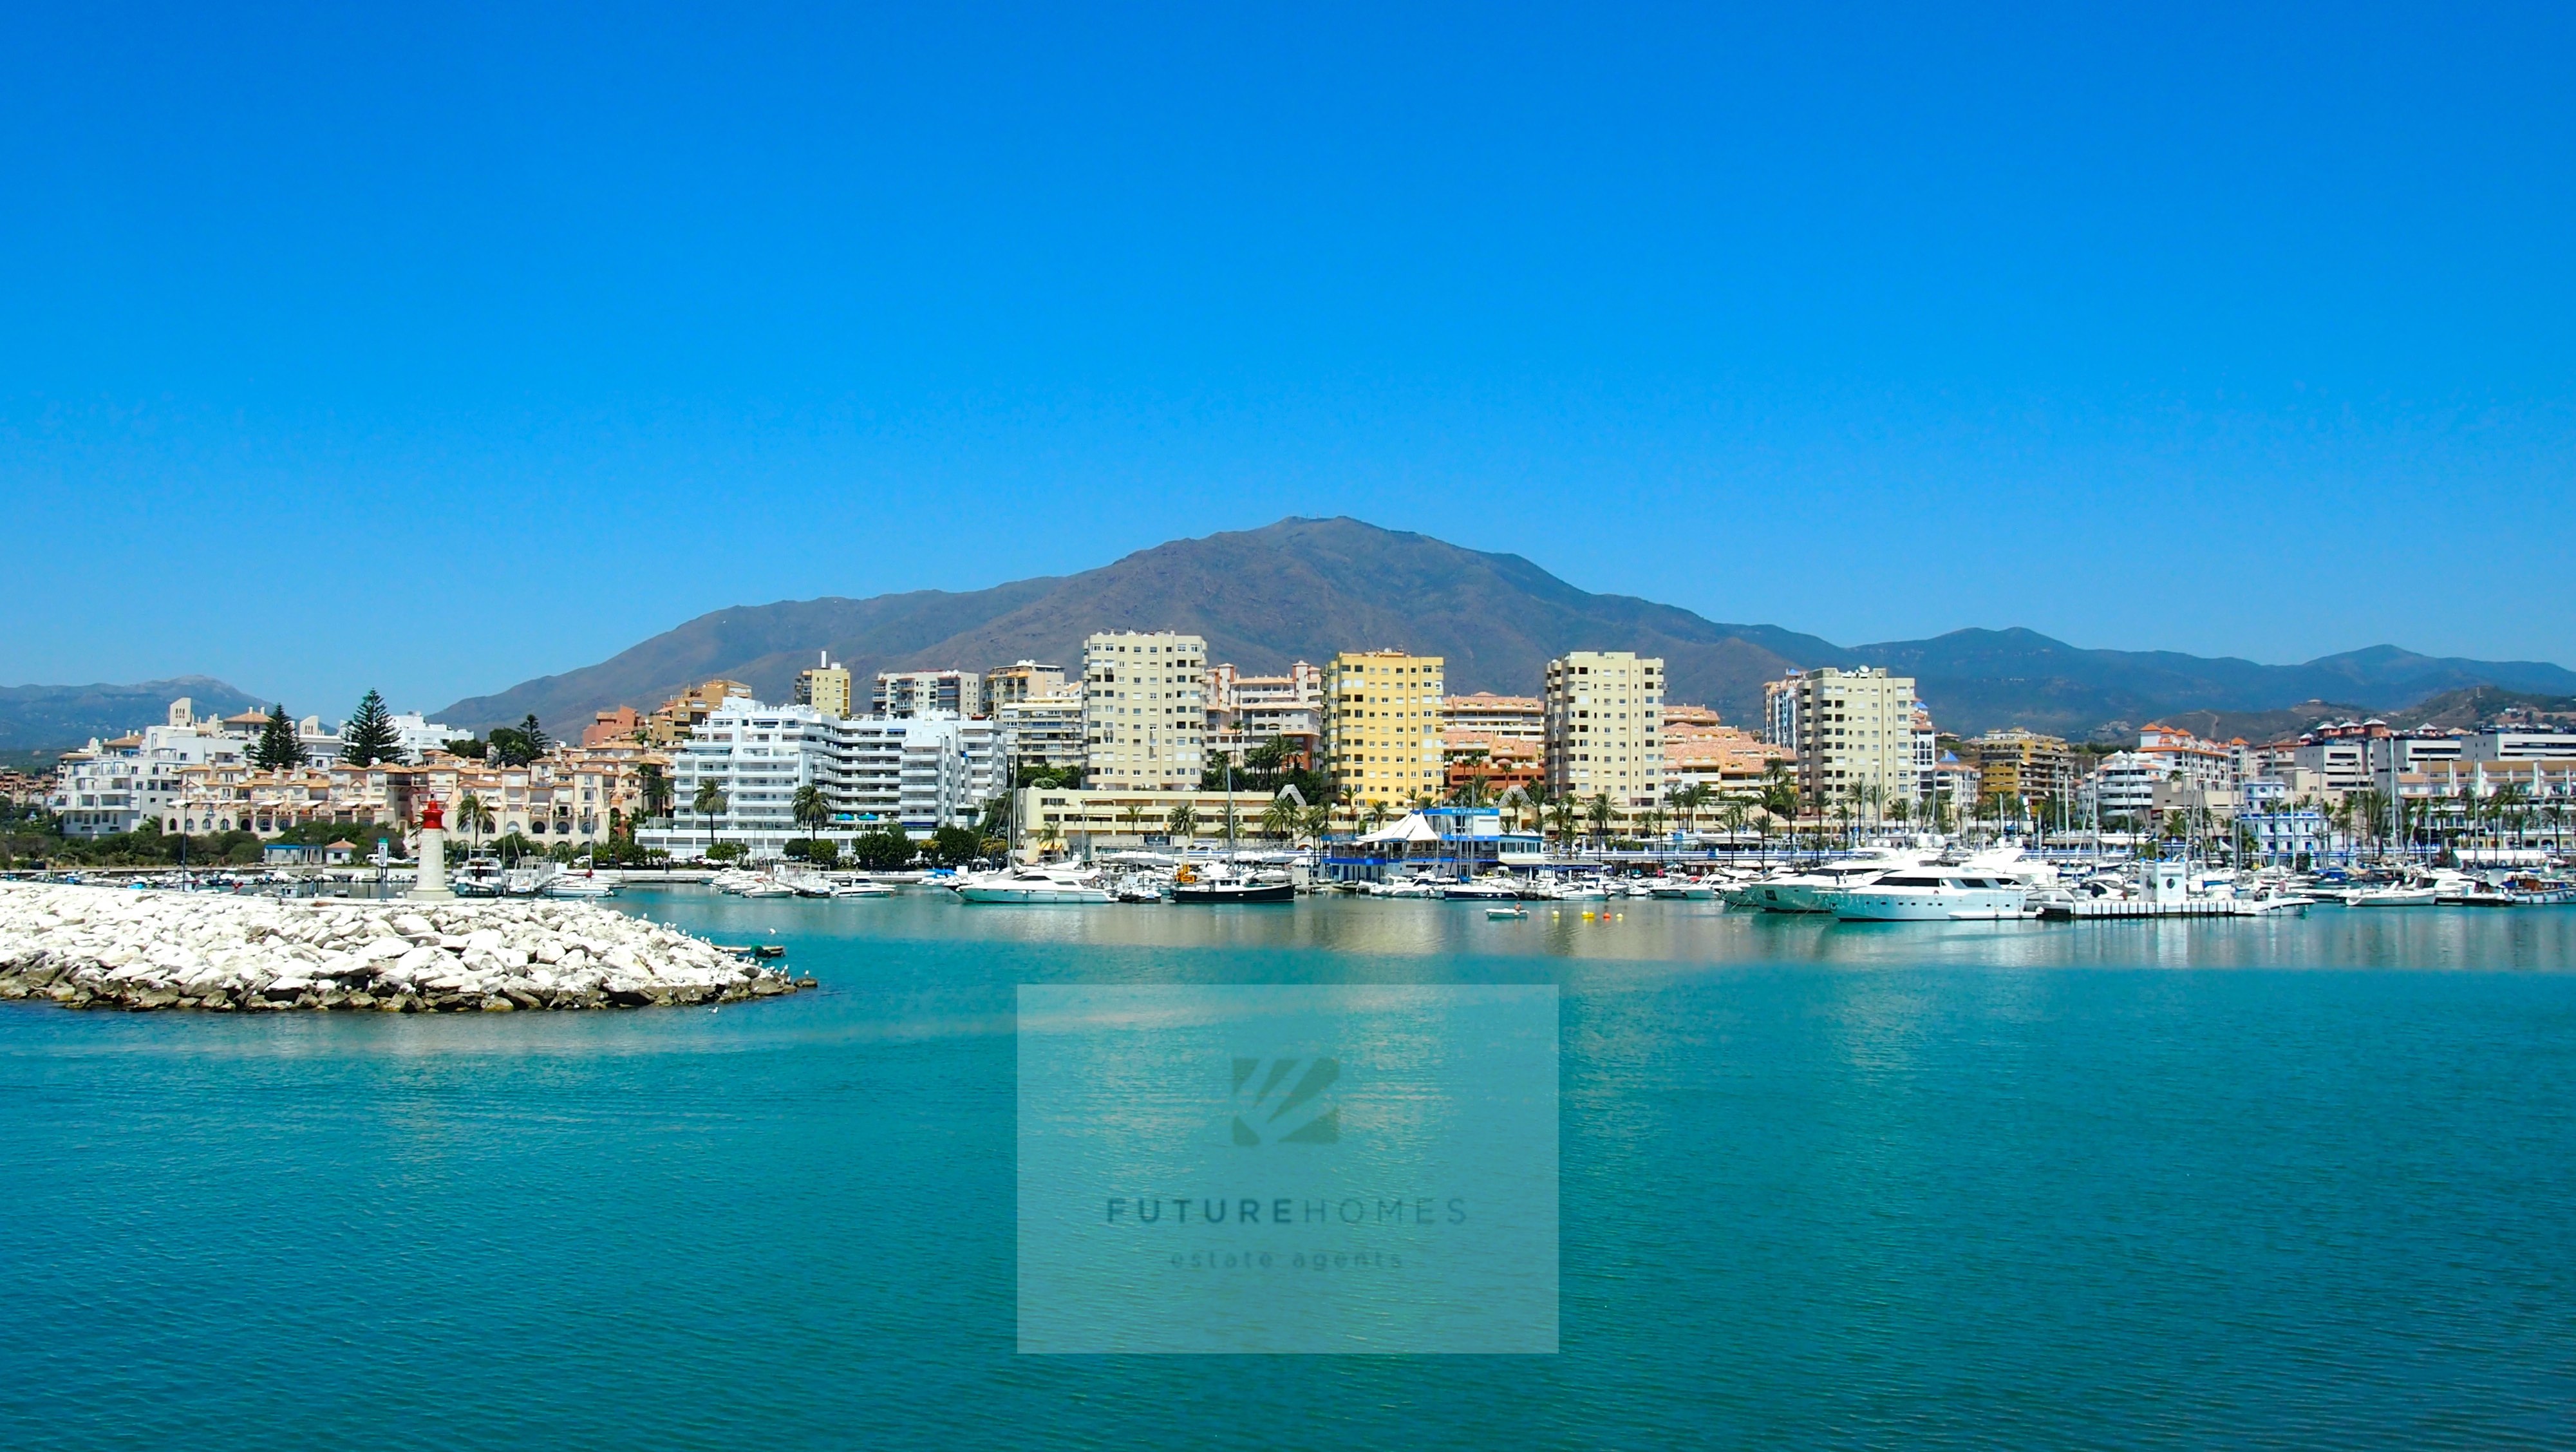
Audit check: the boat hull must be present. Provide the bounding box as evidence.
[958,886,1113,904]
[1171,882,1295,905]
[1833,889,2033,922]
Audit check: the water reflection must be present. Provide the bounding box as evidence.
[623,888,2576,977]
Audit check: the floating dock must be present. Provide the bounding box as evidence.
[2042,898,2309,920]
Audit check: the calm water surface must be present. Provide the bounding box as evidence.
[3,894,2573,1449]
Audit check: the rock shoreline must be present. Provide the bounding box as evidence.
[0,883,813,1014]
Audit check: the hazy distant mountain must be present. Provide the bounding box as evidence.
[434,517,2576,739]
[0,677,265,750]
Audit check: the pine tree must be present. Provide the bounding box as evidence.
[341,689,404,766]
[253,704,305,771]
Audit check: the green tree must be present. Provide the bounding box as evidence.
[340,690,403,767]
[849,829,915,872]
[252,704,305,772]
[792,784,829,855]
[489,714,552,767]
[928,825,983,867]
[692,778,727,859]
[1586,791,1614,847]
[1166,801,1198,844]
[1120,799,1148,842]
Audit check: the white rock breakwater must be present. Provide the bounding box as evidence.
[0,883,811,1013]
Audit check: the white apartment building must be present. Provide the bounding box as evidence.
[1083,632,1207,790]
[48,698,253,836]
[1205,661,1325,764]
[2463,729,2576,762]
[387,712,460,762]
[872,669,984,719]
[1769,666,1919,813]
[636,698,1002,858]
[1543,652,1665,811]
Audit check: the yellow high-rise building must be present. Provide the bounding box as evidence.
[793,654,852,719]
[1325,650,1445,809]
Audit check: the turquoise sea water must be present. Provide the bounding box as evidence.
[3,894,2573,1449]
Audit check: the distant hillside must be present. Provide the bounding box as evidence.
[2396,686,2576,731]
[434,517,2576,738]
[2105,701,2371,747]
[438,518,1840,730]
[0,677,264,751]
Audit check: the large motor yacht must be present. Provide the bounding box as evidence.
[1739,847,1933,914]
[1831,867,2039,921]
[956,864,1114,905]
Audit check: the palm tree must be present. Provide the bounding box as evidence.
[1166,801,1198,846]
[1585,791,1613,849]
[1669,782,1709,840]
[455,792,495,852]
[1120,800,1147,843]
[792,784,828,857]
[1453,775,1490,809]
[637,762,674,824]
[1260,793,1299,844]
[1545,795,1575,845]
[1301,804,1333,852]
[692,778,726,860]
[1037,817,1064,858]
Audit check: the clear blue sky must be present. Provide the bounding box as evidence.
[6,4,2571,719]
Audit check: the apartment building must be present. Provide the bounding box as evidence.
[1081,632,1207,790]
[984,661,1067,708]
[1010,784,1310,855]
[583,706,645,748]
[1205,661,1324,765]
[49,698,254,836]
[1543,651,1664,810]
[997,690,1087,777]
[1446,693,1545,742]
[646,679,751,746]
[794,654,853,719]
[1971,728,2077,804]
[1662,726,1792,798]
[2136,722,2244,793]
[635,697,1002,857]
[873,669,982,719]
[1769,666,1920,813]
[1326,650,1447,809]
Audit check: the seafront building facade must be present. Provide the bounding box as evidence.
[1766,666,1917,815]
[634,695,1002,856]
[1203,661,1325,766]
[1082,632,1207,791]
[50,699,261,836]
[1325,650,1447,810]
[1543,652,1664,812]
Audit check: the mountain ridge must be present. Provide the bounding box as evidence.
[0,677,266,751]
[417,516,2576,739]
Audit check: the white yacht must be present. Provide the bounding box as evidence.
[1743,847,1932,914]
[1832,867,2038,921]
[957,865,1113,905]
